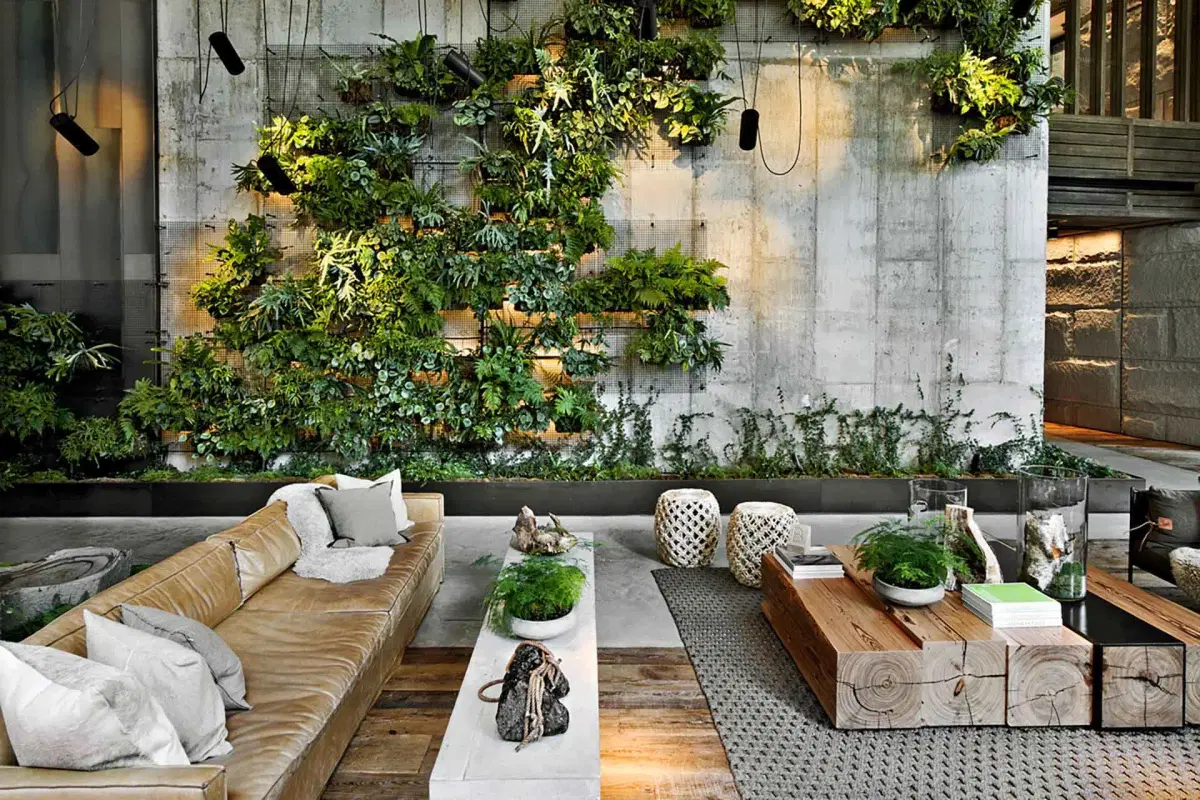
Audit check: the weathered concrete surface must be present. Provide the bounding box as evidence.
[157,4,1050,450]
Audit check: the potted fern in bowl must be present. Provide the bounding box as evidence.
[483,556,587,640]
[852,519,967,607]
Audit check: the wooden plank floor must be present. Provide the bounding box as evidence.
[322,647,739,800]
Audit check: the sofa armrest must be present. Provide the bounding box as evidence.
[0,766,225,799]
[404,492,444,524]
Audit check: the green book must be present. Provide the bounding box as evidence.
[963,583,1058,606]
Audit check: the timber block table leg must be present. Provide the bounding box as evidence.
[1086,566,1200,725]
[1003,628,1093,727]
[1098,645,1185,728]
[761,555,924,729]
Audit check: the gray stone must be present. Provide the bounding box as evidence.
[1045,312,1074,356]
[1046,263,1121,308]
[1072,309,1120,358]
[1123,311,1170,358]
[495,644,570,746]
[1044,358,1120,406]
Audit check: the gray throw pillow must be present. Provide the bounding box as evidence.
[316,482,405,548]
[120,604,251,711]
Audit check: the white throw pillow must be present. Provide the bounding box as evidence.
[335,469,410,531]
[84,611,232,762]
[0,642,187,770]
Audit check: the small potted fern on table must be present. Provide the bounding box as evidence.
[852,519,967,608]
[483,556,588,640]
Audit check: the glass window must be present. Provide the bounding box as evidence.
[1125,0,1143,116]
[1051,0,1070,109]
[1154,0,1176,119]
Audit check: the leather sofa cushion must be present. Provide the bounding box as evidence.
[22,541,241,658]
[0,765,226,799]
[240,522,442,615]
[208,504,302,604]
[211,610,391,800]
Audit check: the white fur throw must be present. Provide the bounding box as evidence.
[266,483,394,583]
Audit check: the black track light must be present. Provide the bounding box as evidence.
[634,0,658,41]
[49,112,99,156]
[738,109,760,151]
[257,154,296,195]
[1010,0,1037,18]
[444,50,485,90]
[209,31,245,75]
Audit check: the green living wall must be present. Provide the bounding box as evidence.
[1,0,1074,484]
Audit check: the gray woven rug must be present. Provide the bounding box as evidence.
[653,567,1200,800]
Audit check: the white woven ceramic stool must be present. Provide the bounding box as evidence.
[655,489,721,567]
[727,501,798,587]
[1171,548,1200,604]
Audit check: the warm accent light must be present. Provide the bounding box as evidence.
[49,112,99,156]
[257,154,297,195]
[209,32,245,75]
[444,50,485,89]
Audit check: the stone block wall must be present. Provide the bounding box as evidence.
[1044,224,1200,446]
[1044,232,1123,431]
[1122,223,1200,446]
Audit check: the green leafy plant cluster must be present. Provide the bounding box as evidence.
[852,518,967,590]
[0,300,148,476]
[483,556,587,636]
[788,0,1068,162]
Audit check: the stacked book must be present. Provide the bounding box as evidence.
[962,583,1063,628]
[773,543,844,579]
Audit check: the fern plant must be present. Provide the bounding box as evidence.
[483,556,587,636]
[852,518,967,590]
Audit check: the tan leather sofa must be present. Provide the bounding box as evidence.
[0,481,445,800]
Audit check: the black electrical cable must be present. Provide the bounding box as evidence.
[194,0,215,103]
[733,0,803,176]
[48,0,97,117]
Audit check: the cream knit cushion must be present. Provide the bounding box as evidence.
[0,642,187,770]
[85,611,232,762]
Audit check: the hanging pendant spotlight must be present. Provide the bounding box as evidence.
[444,50,485,89]
[209,31,245,75]
[257,154,297,195]
[1010,0,1037,18]
[50,112,100,156]
[634,0,658,41]
[48,0,99,156]
[738,109,760,151]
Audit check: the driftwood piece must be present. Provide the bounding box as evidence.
[510,507,578,555]
[829,545,1007,726]
[761,553,923,729]
[944,505,1003,585]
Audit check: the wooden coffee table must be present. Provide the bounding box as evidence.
[429,533,599,799]
[763,546,1200,730]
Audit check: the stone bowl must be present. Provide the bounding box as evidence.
[509,607,578,641]
[0,547,131,636]
[872,575,945,608]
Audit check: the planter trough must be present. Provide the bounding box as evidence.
[2,476,1144,517]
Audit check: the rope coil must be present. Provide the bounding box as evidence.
[478,641,565,751]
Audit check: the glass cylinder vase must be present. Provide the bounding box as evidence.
[908,478,968,523]
[1016,465,1088,601]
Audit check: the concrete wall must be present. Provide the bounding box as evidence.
[1044,223,1200,447]
[156,1,1049,450]
[2,0,158,401]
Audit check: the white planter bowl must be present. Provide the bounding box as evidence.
[872,575,945,607]
[509,606,578,640]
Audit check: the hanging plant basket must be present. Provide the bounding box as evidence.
[504,75,540,96]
